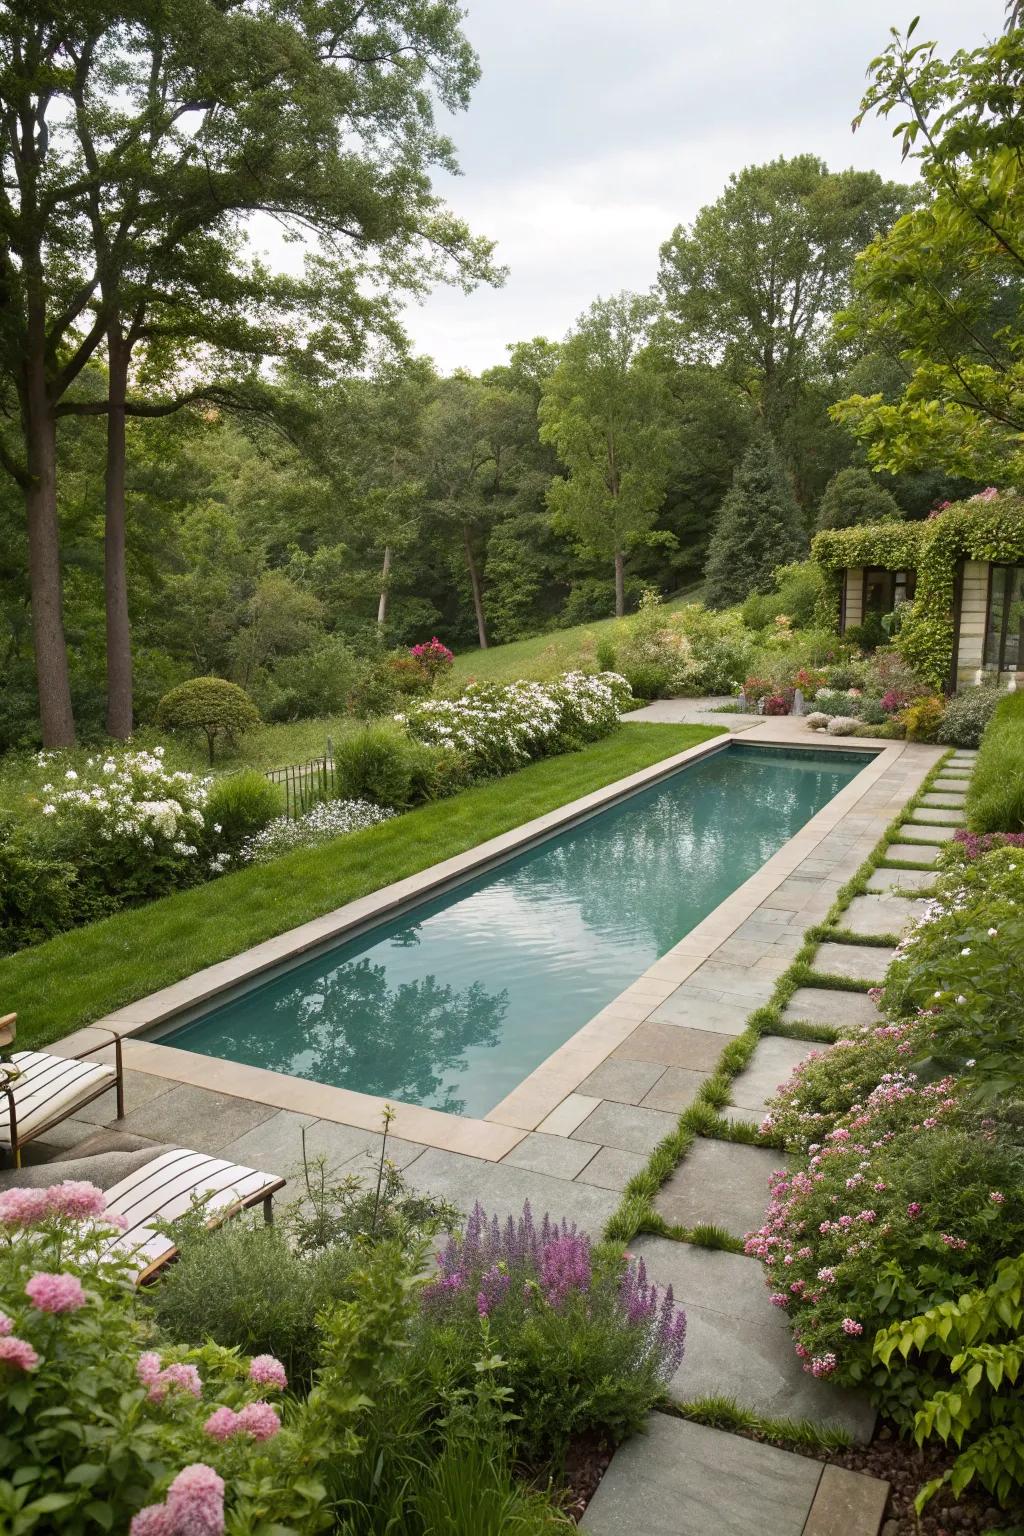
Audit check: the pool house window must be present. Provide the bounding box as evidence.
[984,564,1024,672]
[863,566,916,615]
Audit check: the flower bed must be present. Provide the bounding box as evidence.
[747,834,1024,1511]
[401,671,632,776]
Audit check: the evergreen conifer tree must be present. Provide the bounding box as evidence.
[815,467,902,530]
[704,433,806,608]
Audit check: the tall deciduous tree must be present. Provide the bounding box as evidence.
[0,0,498,744]
[703,432,807,608]
[658,156,914,504]
[539,294,676,617]
[832,16,1024,484]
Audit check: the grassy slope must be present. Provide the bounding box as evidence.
[5,724,721,1051]
[449,587,703,685]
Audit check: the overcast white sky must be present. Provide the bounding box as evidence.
[259,0,1006,374]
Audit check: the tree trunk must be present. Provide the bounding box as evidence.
[104,323,133,738]
[24,345,75,747]
[463,525,488,649]
[376,544,391,629]
[614,548,625,618]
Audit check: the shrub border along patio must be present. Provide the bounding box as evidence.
[2,724,722,1053]
[603,747,955,1252]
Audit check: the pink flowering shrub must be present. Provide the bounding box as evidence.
[0,1178,375,1533]
[409,637,454,683]
[417,1202,686,1458]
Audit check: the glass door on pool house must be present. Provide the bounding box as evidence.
[984,564,1024,673]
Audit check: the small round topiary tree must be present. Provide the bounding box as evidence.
[816,467,902,531]
[156,676,261,763]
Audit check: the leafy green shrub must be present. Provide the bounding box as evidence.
[813,689,863,718]
[859,696,888,726]
[875,1253,1024,1511]
[619,661,673,700]
[404,739,472,802]
[156,676,261,762]
[0,819,83,954]
[900,695,946,742]
[936,685,1001,749]
[967,692,1024,833]
[204,771,283,852]
[816,467,902,531]
[741,561,825,630]
[349,657,402,718]
[415,1204,686,1461]
[263,636,366,720]
[595,636,617,672]
[332,719,416,808]
[845,611,890,652]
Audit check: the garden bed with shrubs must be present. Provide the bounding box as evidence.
[747,779,1024,1520]
[0,1131,688,1533]
[0,670,632,958]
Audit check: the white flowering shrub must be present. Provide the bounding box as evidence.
[30,747,215,914]
[401,672,632,776]
[239,799,395,864]
[825,715,859,736]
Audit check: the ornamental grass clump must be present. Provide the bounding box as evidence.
[416,1202,686,1461]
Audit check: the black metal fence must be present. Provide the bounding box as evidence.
[265,748,337,819]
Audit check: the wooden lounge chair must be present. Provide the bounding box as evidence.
[1,1022,124,1168]
[101,1147,286,1283]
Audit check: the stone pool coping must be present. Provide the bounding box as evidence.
[60,725,911,1161]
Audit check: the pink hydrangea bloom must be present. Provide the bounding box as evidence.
[25,1271,87,1314]
[166,1464,225,1536]
[236,1401,281,1441]
[248,1353,287,1390]
[0,1186,51,1227]
[137,1351,162,1386]
[130,1506,176,1536]
[45,1180,107,1220]
[907,1202,922,1219]
[147,1362,202,1403]
[990,1191,1005,1206]
[0,1312,12,1336]
[203,1406,239,1442]
[0,1336,40,1371]
[842,1318,864,1336]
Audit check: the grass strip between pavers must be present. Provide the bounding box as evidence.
[3,723,722,1052]
[603,747,957,1248]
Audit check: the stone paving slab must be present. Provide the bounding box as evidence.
[729,1036,832,1118]
[640,1065,710,1113]
[898,822,958,843]
[647,990,752,1036]
[934,771,971,784]
[654,1137,781,1238]
[842,894,929,938]
[72,1068,175,1124]
[804,1464,890,1536]
[119,1083,277,1156]
[572,1099,678,1155]
[920,789,967,806]
[500,1131,601,1180]
[574,1144,648,1190]
[577,1059,666,1105]
[613,1022,728,1073]
[865,866,936,894]
[813,942,894,984]
[783,986,880,1029]
[631,1238,876,1439]
[884,842,941,866]
[405,1147,620,1234]
[580,1413,823,1536]
[908,805,965,825]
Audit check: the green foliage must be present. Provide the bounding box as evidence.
[901,695,946,742]
[816,468,902,531]
[741,561,825,630]
[156,676,261,763]
[874,1254,1024,1510]
[259,637,367,723]
[967,693,1024,833]
[203,771,283,852]
[833,19,1024,484]
[331,719,419,809]
[936,687,1001,750]
[0,819,80,954]
[704,435,807,608]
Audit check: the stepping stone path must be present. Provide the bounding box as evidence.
[920,791,967,808]
[783,985,880,1029]
[865,865,935,893]
[897,822,959,843]
[908,805,965,825]
[581,1415,888,1536]
[884,841,941,866]
[729,1035,832,1119]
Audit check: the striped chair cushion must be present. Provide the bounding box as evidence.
[0,1050,116,1141]
[102,1148,284,1279]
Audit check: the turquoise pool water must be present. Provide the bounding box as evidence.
[164,744,869,1117]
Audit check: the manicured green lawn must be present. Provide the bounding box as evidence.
[450,587,703,685]
[4,724,721,1051]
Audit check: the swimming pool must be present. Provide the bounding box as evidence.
[162,743,870,1117]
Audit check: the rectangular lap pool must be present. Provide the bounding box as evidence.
[162,744,871,1118]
